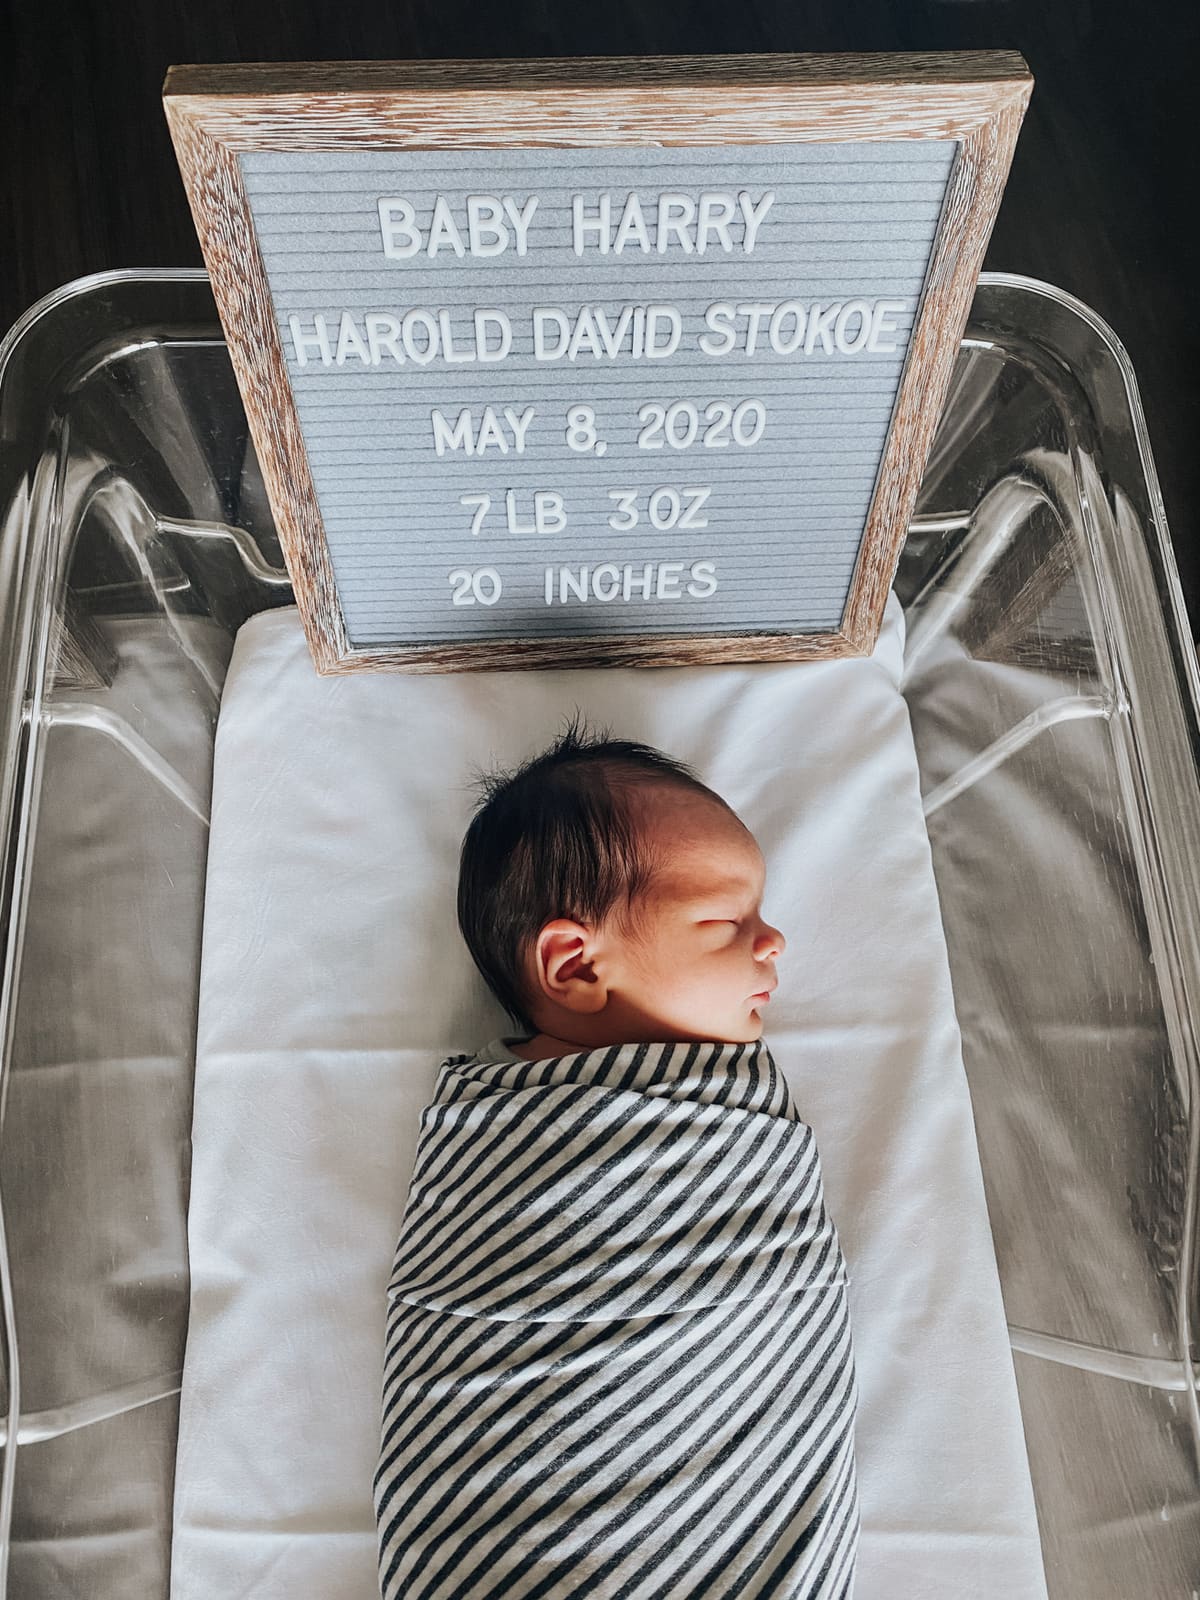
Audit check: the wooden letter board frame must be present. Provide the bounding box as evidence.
[163,52,1032,674]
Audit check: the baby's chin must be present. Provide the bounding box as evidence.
[661,1014,767,1045]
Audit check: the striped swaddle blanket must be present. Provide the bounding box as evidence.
[374,1037,860,1599]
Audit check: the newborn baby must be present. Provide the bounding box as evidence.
[375,714,860,1599]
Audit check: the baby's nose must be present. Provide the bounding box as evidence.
[757,924,786,958]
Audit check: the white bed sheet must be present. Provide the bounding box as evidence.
[170,596,1049,1600]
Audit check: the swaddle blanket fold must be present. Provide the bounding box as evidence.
[374,1037,860,1600]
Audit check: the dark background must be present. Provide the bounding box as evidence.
[4,1,1197,626]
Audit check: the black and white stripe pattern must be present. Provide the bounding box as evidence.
[374,1037,860,1599]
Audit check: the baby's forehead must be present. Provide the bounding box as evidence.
[639,800,766,901]
[655,849,764,904]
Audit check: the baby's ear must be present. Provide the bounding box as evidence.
[531,919,609,1015]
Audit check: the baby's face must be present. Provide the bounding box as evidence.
[599,790,786,1044]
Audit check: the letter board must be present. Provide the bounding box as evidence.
[163,53,1032,673]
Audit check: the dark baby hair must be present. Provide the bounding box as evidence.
[457,710,726,1033]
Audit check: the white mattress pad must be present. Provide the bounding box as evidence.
[170,596,1048,1599]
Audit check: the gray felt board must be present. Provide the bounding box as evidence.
[239,141,957,648]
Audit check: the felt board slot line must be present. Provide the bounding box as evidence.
[305,454,888,469]
[242,159,955,173]
[303,446,895,463]
[299,429,896,443]
[312,486,885,503]
[290,402,904,417]
[298,433,896,447]
[323,539,872,553]
[237,146,959,172]
[267,271,932,286]
[264,236,945,249]
[323,518,877,535]
[297,410,899,427]
[340,575,860,592]
[336,569,860,586]
[339,581,860,597]
[337,573,862,590]
[343,604,848,615]
[342,621,847,640]
[244,173,952,185]
[291,397,905,414]
[247,216,951,239]
[244,203,953,227]
[343,631,843,641]
[334,554,864,571]
[317,504,882,520]
[260,227,942,239]
[240,168,955,186]
[301,440,895,457]
[329,551,869,564]
[259,236,941,254]
[285,361,912,372]
[328,544,872,557]
[300,452,891,465]
[247,209,948,228]
[282,366,914,383]
[342,596,852,613]
[292,395,903,407]
[305,464,884,477]
[311,475,887,491]
[316,504,882,520]
[316,476,880,488]
[327,544,871,557]
[304,472,885,486]
[334,546,866,563]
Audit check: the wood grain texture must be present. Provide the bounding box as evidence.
[162,52,1032,97]
[163,96,350,670]
[841,92,1030,652]
[162,50,1032,675]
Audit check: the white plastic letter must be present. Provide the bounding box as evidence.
[377,198,420,259]
[573,194,611,255]
[466,196,508,257]
[738,190,775,254]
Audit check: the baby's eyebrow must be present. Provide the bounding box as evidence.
[680,879,763,909]
[674,854,767,908]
